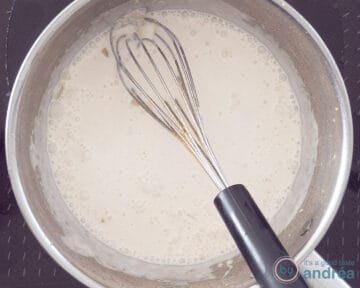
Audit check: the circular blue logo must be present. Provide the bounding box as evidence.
[273,257,300,284]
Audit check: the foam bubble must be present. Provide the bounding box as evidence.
[49,101,65,119]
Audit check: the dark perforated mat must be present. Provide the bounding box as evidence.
[0,1,359,287]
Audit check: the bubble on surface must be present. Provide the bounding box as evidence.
[257,45,266,54]
[181,10,189,18]
[47,142,57,154]
[190,29,197,36]
[49,101,65,119]
[220,30,227,38]
[279,72,288,82]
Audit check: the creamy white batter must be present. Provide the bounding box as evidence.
[47,10,302,266]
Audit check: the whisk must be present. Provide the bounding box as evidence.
[110,17,308,288]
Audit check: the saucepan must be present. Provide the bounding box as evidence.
[5,0,353,287]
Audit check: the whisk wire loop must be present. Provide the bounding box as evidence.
[110,17,228,190]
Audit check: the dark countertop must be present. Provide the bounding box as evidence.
[0,1,359,287]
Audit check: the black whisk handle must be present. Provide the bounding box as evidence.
[214,184,308,288]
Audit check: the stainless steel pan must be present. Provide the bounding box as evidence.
[6,0,353,287]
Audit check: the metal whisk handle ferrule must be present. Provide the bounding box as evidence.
[215,185,308,288]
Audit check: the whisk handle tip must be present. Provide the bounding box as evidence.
[214,184,308,288]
